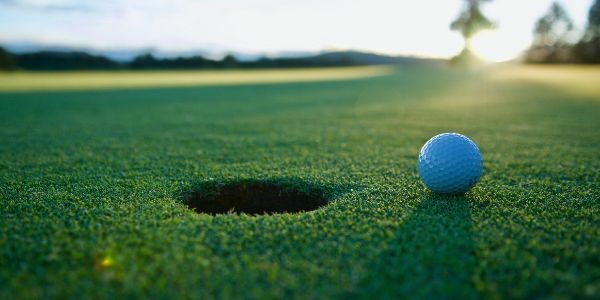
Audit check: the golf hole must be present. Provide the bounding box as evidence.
[184,180,330,215]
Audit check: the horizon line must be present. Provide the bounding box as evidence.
[0,39,450,60]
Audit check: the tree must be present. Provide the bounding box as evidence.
[220,54,238,68]
[450,0,494,60]
[584,0,600,39]
[526,2,575,63]
[533,2,574,48]
[0,47,17,70]
[576,0,600,63]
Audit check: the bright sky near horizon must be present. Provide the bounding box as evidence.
[0,0,595,60]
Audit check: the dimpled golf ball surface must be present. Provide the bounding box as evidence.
[418,133,483,194]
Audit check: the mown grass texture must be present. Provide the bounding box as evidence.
[0,65,599,299]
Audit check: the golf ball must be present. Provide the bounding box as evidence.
[418,133,483,194]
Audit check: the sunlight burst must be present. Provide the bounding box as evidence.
[471,30,525,62]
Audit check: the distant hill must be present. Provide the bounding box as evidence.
[0,45,444,71]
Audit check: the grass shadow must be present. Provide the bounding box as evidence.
[350,193,477,299]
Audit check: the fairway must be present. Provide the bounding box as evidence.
[0,66,391,92]
[1,66,599,299]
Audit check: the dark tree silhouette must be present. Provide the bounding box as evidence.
[526,2,575,63]
[0,47,17,70]
[576,0,600,63]
[450,0,494,63]
[533,3,574,47]
[587,0,600,38]
[130,53,216,69]
[219,54,238,68]
[5,50,440,70]
[16,51,121,70]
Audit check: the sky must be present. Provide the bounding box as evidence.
[0,0,595,60]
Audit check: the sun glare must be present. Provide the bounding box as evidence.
[471,30,525,62]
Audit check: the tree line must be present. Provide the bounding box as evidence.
[450,0,600,64]
[2,0,598,70]
[525,0,600,63]
[0,49,404,71]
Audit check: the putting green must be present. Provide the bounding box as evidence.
[0,65,598,299]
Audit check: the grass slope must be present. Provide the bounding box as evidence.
[0,66,599,299]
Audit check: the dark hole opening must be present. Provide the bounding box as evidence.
[184,180,330,215]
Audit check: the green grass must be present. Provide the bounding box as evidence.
[1,65,599,299]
